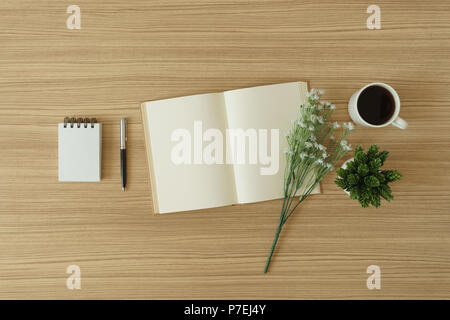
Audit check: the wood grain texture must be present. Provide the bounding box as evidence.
[1,0,450,299]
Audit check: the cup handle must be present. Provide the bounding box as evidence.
[392,117,408,129]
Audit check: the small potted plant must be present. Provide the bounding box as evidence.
[335,145,402,208]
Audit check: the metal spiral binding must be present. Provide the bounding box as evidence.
[63,117,97,128]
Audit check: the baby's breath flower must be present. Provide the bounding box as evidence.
[323,101,335,110]
[318,89,325,95]
[340,140,352,151]
[308,89,320,101]
[343,122,355,131]
[268,89,353,273]
[296,120,306,128]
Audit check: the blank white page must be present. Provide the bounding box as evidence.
[143,93,237,213]
[58,123,102,182]
[224,82,320,203]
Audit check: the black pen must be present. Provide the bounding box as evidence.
[120,118,127,191]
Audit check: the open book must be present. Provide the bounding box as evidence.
[141,82,320,214]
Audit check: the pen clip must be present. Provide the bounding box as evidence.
[120,118,127,149]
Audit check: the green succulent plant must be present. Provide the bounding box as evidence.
[335,145,402,208]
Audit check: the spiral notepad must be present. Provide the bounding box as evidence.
[58,117,102,182]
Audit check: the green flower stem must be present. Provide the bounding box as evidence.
[282,179,320,224]
[264,89,353,273]
[264,212,285,274]
[264,178,319,273]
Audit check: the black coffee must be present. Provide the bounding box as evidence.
[357,85,395,125]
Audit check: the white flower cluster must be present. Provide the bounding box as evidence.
[286,88,351,173]
[313,158,333,170]
[308,114,324,124]
[316,143,326,151]
[305,141,326,152]
[332,121,340,129]
[306,88,323,101]
[331,121,354,132]
[296,120,306,128]
[340,139,352,151]
[343,122,355,131]
[319,101,336,111]
[299,139,333,170]
[306,89,338,114]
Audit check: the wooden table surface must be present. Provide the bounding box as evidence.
[1,0,449,299]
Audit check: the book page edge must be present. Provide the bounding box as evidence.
[140,103,160,214]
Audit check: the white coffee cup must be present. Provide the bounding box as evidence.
[348,82,408,129]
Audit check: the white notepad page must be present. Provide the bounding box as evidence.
[58,123,102,182]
